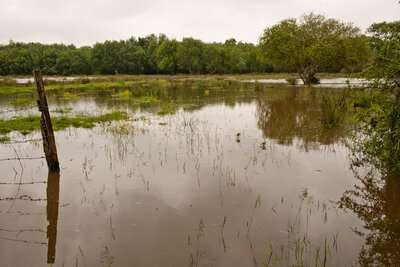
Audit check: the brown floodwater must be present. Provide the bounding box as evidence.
[0,81,399,266]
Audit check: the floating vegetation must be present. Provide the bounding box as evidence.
[0,111,128,135]
[157,104,179,115]
[137,96,157,104]
[113,90,131,99]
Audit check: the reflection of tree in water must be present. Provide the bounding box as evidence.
[89,80,255,113]
[338,161,400,266]
[255,87,345,151]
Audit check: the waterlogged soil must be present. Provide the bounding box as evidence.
[0,81,398,266]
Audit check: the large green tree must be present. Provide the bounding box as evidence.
[258,13,371,84]
[177,38,204,74]
[156,39,179,74]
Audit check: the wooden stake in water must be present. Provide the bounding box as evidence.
[33,70,60,172]
[46,171,60,264]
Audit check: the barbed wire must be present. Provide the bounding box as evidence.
[0,210,46,215]
[0,228,46,235]
[0,236,47,246]
[0,156,45,162]
[1,138,43,144]
[0,195,47,201]
[0,181,47,185]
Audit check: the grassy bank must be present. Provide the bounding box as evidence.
[0,111,128,137]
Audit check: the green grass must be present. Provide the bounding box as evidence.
[0,111,128,135]
[0,81,135,95]
[137,96,157,104]
[157,104,178,115]
[10,97,32,106]
[0,136,10,143]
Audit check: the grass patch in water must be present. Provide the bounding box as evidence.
[157,104,178,115]
[10,97,32,106]
[137,96,157,104]
[0,111,128,135]
[0,136,10,143]
[113,90,131,99]
[0,81,135,95]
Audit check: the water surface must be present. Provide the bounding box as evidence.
[0,81,397,266]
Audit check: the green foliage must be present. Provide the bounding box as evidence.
[353,21,400,171]
[0,34,265,76]
[81,78,91,84]
[156,39,179,74]
[310,77,320,85]
[258,13,371,84]
[177,38,204,74]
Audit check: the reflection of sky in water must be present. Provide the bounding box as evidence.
[246,78,367,87]
[0,94,366,266]
[13,77,95,84]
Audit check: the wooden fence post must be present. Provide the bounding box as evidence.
[33,70,60,171]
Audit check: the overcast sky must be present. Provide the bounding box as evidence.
[1,0,398,47]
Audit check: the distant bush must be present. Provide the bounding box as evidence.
[81,78,91,84]
[310,77,320,84]
[286,78,297,85]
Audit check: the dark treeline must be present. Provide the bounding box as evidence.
[0,34,274,76]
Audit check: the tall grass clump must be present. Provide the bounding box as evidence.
[319,89,347,128]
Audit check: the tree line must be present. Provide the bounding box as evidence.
[0,12,375,78]
[0,34,272,76]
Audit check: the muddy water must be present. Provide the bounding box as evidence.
[0,82,398,266]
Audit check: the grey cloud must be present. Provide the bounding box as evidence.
[1,0,399,46]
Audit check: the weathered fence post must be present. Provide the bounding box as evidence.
[33,70,60,171]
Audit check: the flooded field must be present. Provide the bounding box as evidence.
[0,80,398,266]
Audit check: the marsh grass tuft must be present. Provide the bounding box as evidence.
[319,89,348,128]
